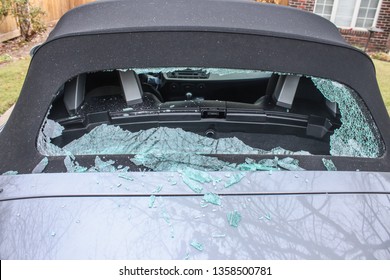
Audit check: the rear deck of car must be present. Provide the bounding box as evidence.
[0,0,388,173]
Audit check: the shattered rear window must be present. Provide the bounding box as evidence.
[37,68,384,171]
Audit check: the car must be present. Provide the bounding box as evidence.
[0,0,389,259]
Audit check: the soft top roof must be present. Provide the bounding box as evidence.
[1,0,389,174]
[49,0,347,47]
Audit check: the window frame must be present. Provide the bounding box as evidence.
[313,0,383,30]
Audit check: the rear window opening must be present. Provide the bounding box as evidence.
[37,68,384,172]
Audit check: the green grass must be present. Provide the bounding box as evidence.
[0,57,389,116]
[373,59,390,113]
[0,54,13,64]
[0,57,30,114]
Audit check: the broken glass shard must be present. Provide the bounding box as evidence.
[312,78,382,158]
[182,175,203,194]
[237,157,305,172]
[149,195,156,208]
[130,67,266,77]
[32,157,48,174]
[227,210,241,227]
[63,155,88,173]
[183,167,213,183]
[116,166,130,173]
[271,147,310,156]
[131,153,235,172]
[118,174,134,181]
[224,172,246,188]
[238,162,276,171]
[38,113,308,172]
[212,234,226,238]
[322,158,337,171]
[153,185,163,193]
[2,170,18,175]
[40,123,310,158]
[190,241,204,251]
[203,193,222,206]
[43,119,64,139]
[93,156,116,172]
[277,157,305,171]
[63,155,74,172]
[162,210,172,225]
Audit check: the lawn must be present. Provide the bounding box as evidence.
[0,58,30,114]
[0,57,389,115]
[373,59,390,114]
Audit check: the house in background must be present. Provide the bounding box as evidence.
[289,0,390,52]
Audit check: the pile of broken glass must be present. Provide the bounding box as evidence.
[37,68,383,173]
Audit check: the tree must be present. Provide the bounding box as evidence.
[0,0,45,41]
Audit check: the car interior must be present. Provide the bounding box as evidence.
[47,68,342,155]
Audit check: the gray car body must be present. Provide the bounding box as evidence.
[1,171,389,259]
[0,0,390,260]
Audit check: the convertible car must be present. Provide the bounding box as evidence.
[0,0,389,259]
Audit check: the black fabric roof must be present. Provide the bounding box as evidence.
[0,0,389,173]
[49,0,347,47]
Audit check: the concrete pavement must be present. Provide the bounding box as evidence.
[0,104,15,128]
